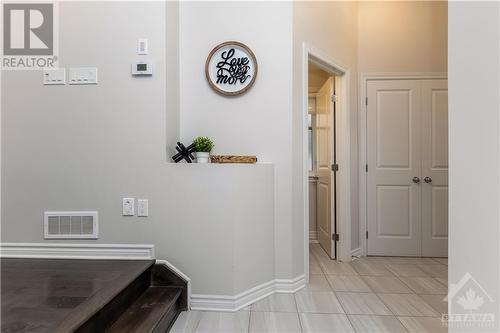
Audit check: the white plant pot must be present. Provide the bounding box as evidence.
[195,152,210,163]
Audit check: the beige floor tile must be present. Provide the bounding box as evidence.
[417,264,448,278]
[351,260,395,276]
[310,253,318,263]
[348,315,408,333]
[195,311,250,333]
[170,310,203,333]
[300,313,354,332]
[319,260,358,275]
[419,294,448,315]
[398,316,447,333]
[326,275,372,292]
[310,244,330,261]
[295,291,345,314]
[378,294,439,317]
[303,275,332,292]
[431,258,448,265]
[385,264,429,277]
[436,277,447,286]
[400,277,448,294]
[361,276,413,293]
[249,312,301,333]
[310,261,324,275]
[251,293,297,312]
[336,292,392,315]
[375,257,440,265]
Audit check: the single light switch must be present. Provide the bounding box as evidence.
[43,68,66,85]
[69,67,98,85]
[122,198,135,216]
[137,199,149,217]
[137,38,149,55]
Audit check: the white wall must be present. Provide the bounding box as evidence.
[449,2,500,330]
[179,1,294,279]
[1,1,276,297]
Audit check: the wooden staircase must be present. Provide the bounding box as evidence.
[71,260,188,333]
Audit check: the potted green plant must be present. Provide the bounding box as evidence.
[193,136,214,163]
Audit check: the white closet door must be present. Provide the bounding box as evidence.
[421,79,448,257]
[367,80,422,256]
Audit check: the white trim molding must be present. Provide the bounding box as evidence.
[190,275,306,312]
[0,243,155,260]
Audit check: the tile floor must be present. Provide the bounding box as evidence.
[170,244,448,333]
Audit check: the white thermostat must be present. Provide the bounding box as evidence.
[132,61,152,76]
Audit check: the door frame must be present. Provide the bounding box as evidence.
[302,43,352,282]
[358,73,448,257]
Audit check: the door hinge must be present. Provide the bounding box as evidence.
[365,97,368,105]
[365,164,368,172]
[331,95,338,103]
[331,164,339,172]
[332,234,339,241]
[366,231,369,239]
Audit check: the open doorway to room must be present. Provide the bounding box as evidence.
[303,47,352,275]
[307,63,338,259]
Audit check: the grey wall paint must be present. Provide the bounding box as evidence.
[1,1,275,296]
[449,2,500,329]
[178,1,294,279]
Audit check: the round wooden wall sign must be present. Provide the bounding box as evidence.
[205,41,258,96]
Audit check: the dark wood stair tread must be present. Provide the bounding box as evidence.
[107,286,182,333]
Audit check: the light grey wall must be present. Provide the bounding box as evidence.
[449,2,500,330]
[179,1,294,279]
[1,1,276,296]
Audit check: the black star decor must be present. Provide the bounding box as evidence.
[172,141,196,163]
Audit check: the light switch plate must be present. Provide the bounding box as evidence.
[69,67,98,85]
[137,38,149,55]
[43,68,66,85]
[122,198,135,216]
[137,199,149,217]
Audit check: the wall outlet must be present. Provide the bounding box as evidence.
[137,199,149,217]
[122,198,135,216]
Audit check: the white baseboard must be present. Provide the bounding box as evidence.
[351,247,361,257]
[190,275,305,312]
[0,242,155,260]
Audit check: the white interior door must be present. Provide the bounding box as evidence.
[316,77,334,258]
[421,80,448,257]
[367,80,422,256]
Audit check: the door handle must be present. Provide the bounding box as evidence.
[412,177,421,184]
[424,176,432,183]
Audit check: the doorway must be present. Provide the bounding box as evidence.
[302,44,352,280]
[308,63,337,259]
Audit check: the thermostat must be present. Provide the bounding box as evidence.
[132,61,152,76]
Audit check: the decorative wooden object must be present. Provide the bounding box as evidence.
[205,41,258,96]
[210,155,258,164]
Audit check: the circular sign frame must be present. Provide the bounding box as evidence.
[205,41,258,96]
